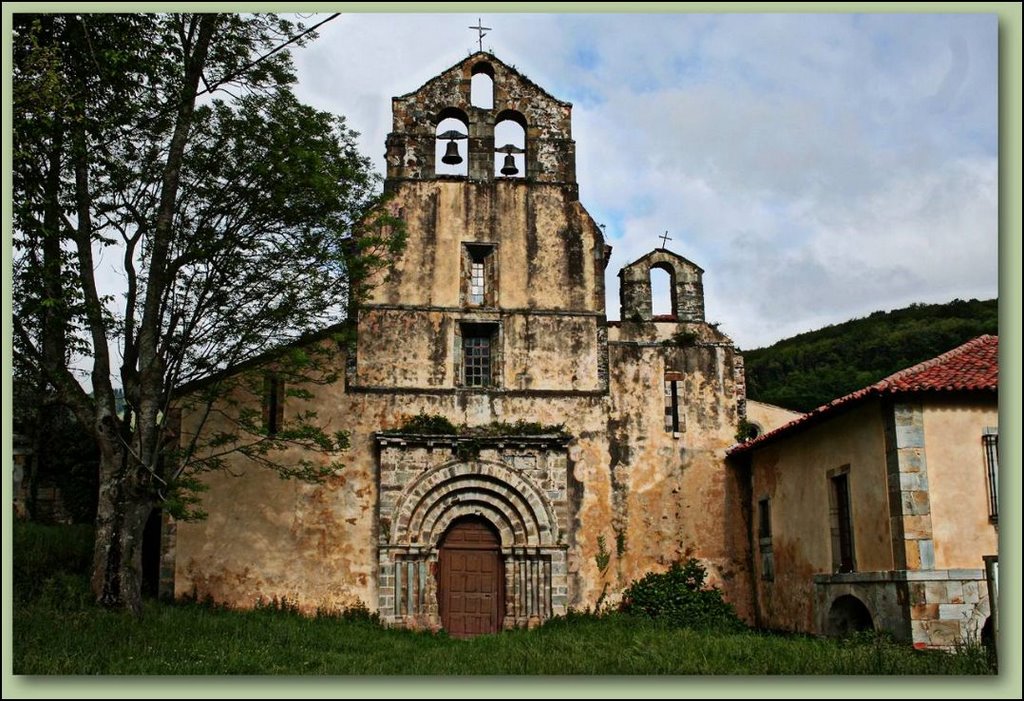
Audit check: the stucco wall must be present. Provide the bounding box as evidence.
[172,325,751,620]
[922,397,998,570]
[173,354,378,613]
[604,337,751,620]
[354,308,602,391]
[367,181,603,313]
[746,400,803,435]
[748,400,891,632]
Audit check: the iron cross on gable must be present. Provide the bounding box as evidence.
[659,231,672,248]
[469,18,491,52]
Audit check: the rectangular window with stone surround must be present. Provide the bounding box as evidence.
[463,243,495,306]
[664,371,683,433]
[459,322,499,387]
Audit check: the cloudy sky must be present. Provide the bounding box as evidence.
[289,12,998,350]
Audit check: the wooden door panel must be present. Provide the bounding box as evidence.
[439,519,503,637]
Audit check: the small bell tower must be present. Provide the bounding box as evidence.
[384,52,578,187]
[356,51,608,395]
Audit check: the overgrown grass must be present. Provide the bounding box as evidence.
[12,524,996,675]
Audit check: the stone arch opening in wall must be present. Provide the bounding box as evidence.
[435,107,469,176]
[470,61,494,109]
[494,109,527,179]
[379,457,565,632]
[650,263,676,317]
[391,459,557,548]
[826,594,874,637]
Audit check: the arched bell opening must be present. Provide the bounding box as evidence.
[470,62,495,109]
[494,110,526,179]
[435,107,469,176]
[650,263,676,318]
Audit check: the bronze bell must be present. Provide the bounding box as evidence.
[500,152,519,176]
[441,139,462,165]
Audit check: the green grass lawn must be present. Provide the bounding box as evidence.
[12,524,995,675]
[13,589,994,675]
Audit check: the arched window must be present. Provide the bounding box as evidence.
[650,264,676,317]
[435,108,469,177]
[471,62,494,109]
[494,110,526,179]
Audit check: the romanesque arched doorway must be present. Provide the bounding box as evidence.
[438,516,504,637]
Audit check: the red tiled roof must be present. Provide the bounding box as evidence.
[729,335,998,456]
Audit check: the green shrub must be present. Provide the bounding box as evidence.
[735,418,760,443]
[392,413,566,438]
[620,558,744,631]
[338,600,381,624]
[662,330,699,347]
[396,411,458,434]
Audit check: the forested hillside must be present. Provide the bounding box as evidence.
[744,299,998,412]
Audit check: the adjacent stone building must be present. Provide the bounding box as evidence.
[728,336,999,649]
[171,52,752,636]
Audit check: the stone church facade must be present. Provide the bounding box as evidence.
[170,52,753,635]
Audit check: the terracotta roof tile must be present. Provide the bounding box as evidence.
[729,335,998,455]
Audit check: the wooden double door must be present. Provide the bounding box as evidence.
[438,517,504,637]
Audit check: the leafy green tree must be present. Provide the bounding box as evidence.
[744,299,997,411]
[12,13,404,613]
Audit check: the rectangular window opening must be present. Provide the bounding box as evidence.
[831,473,855,573]
[460,323,498,388]
[263,374,285,436]
[758,498,772,540]
[983,430,998,522]
[664,372,682,433]
[464,244,495,306]
[758,497,773,581]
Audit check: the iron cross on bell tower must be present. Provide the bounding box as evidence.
[469,18,491,51]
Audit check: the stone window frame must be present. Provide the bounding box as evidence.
[456,320,502,389]
[649,262,678,318]
[663,370,684,436]
[827,465,856,574]
[462,242,497,307]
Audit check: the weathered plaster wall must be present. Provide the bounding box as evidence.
[922,397,998,569]
[172,328,750,622]
[746,400,803,435]
[603,334,752,621]
[173,355,377,613]
[366,181,603,313]
[748,401,891,632]
[354,308,602,391]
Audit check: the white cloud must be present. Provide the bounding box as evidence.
[290,12,998,349]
